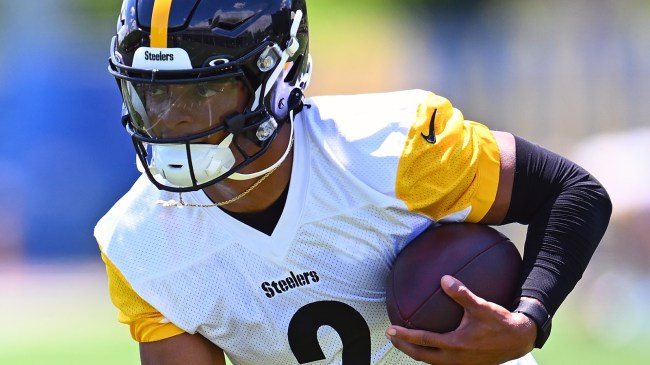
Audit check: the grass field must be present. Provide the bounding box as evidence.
[1,261,649,365]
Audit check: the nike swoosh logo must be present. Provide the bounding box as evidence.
[421,108,438,144]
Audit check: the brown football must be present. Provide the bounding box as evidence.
[386,223,522,333]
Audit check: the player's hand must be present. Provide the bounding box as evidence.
[385,275,536,365]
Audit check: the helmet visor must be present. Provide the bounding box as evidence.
[121,76,248,140]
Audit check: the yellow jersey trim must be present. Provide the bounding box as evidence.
[465,121,500,222]
[395,92,500,222]
[101,251,185,342]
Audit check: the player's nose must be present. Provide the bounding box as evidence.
[156,98,202,139]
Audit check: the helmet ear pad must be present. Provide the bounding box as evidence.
[268,53,312,121]
[269,67,294,121]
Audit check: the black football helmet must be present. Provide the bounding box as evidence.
[109,0,311,192]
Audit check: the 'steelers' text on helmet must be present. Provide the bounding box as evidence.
[109,0,311,192]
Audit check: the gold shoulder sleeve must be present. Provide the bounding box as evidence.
[101,252,185,342]
[396,92,500,222]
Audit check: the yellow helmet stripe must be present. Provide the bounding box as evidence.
[151,0,173,48]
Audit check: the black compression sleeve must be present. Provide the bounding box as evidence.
[502,136,612,315]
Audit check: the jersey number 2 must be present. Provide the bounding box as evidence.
[288,301,371,364]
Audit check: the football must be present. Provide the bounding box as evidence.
[386,223,522,333]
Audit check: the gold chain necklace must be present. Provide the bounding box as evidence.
[156,167,276,208]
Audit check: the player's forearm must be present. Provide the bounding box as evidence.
[503,135,612,315]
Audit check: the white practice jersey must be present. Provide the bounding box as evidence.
[96,89,536,365]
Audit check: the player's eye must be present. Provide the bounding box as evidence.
[197,82,226,97]
[143,84,166,97]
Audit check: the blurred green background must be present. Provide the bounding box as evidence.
[1,0,649,364]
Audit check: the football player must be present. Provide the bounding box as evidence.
[96,1,612,364]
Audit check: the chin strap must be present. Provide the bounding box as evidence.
[156,102,299,208]
[156,162,279,208]
[228,109,295,181]
[228,88,303,181]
